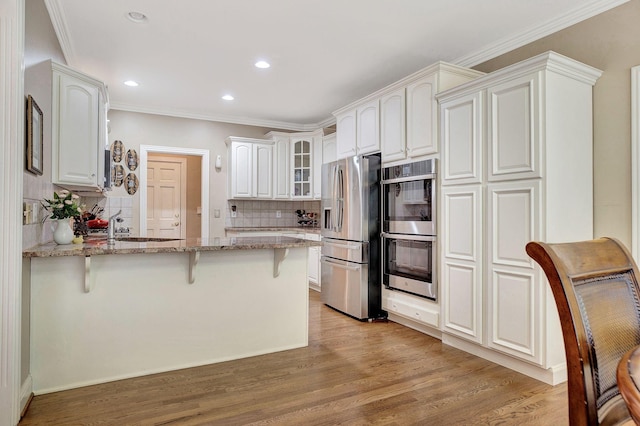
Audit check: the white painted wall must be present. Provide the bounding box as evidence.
[107,109,278,238]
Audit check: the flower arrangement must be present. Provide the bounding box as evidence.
[42,190,83,219]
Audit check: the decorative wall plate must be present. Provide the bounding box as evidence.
[111,140,124,163]
[125,173,139,195]
[112,164,125,187]
[126,149,138,171]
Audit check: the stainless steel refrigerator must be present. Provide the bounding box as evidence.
[320,153,382,320]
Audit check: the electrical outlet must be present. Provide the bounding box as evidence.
[231,210,237,218]
[214,209,220,218]
[276,210,281,218]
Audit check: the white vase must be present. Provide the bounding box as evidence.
[52,218,74,245]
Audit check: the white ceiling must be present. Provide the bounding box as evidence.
[44,0,626,131]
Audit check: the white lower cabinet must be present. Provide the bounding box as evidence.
[441,185,483,344]
[486,180,541,364]
[304,233,321,290]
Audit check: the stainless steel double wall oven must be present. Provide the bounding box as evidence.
[381,159,437,300]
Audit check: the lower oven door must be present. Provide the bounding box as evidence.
[382,233,437,300]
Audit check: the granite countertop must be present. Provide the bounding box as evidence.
[23,235,321,258]
[226,226,321,234]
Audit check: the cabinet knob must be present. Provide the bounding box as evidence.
[173,222,180,227]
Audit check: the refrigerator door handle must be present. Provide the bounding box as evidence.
[321,257,361,271]
[323,240,360,250]
[331,164,338,232]
[336,166,344,232]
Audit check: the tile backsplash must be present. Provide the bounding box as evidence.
[84,195,134,233]
[226,200,321,228]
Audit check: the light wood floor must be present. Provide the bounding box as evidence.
[20,290,568,425]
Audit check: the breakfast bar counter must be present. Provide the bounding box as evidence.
[24,236,320,394]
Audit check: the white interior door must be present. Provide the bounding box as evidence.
[147,156,187,238]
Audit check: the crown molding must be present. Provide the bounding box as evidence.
[43,0,74,65]
[109,102,333,132]
[454,0,630,67]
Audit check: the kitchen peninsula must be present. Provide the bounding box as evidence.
[23,236,320,394]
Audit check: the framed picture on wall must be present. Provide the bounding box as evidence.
[26,94,43,175]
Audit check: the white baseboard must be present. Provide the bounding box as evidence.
[442,333,567,386]
[19,375,33,417]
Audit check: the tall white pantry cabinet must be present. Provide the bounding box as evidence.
[437,52,602,384]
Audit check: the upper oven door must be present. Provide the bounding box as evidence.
[382,175,435,235]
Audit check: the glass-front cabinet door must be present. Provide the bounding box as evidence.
[292,138,312,198]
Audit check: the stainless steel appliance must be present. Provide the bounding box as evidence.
[381,159,437,300]
[321,154,382,320]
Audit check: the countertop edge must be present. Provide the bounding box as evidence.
[23,236,322,258]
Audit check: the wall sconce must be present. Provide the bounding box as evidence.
[215,154,222,170]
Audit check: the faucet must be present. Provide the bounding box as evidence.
[107,209,122,244]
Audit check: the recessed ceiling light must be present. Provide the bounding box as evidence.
[127,11,148,23]
[222,94,234,101]
[255,61,270,69]
[124,80,139,87]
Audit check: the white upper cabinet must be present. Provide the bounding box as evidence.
[487,73,540,181]
[405,74,437,158]
[334,62,483,164]
[25,60,108,190]
[291,137,313,199]
[265,129,324,200]
[380,89,406,162]
[322,133,337,164]
[356,99,380,155]
[226,137,274,199]
[440,91,484,185]
[334,99,380,159]
[273,135,290,199]
[335,110,357,158]
[312,135,323,199]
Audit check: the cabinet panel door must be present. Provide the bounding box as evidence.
[442,261,483,343]
[291,139,312,199]
[488,72,540,181]
[486,180,541,364]
[381,89,406,163]
[442,185,482,262]
[336,110,356,159]
[313,136,323,199]
[55,73,100,186]
[229,142,253,198]
[323,133,337,164]
[308,246,319,284]
[255,144,273,199]
[441,185,483,343]
[440,91,483,184]
[488,180,539,269]
[407,74,437,157]
[357,99,380,155]
[488,268,540,363]
[273,137,290,199]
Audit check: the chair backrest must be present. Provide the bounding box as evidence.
[526,237,640,426]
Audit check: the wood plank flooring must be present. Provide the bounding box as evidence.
[19,290,568,425]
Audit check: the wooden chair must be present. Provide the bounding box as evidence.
[526,237,640,426]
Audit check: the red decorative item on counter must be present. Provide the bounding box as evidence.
[87,219,108,229]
